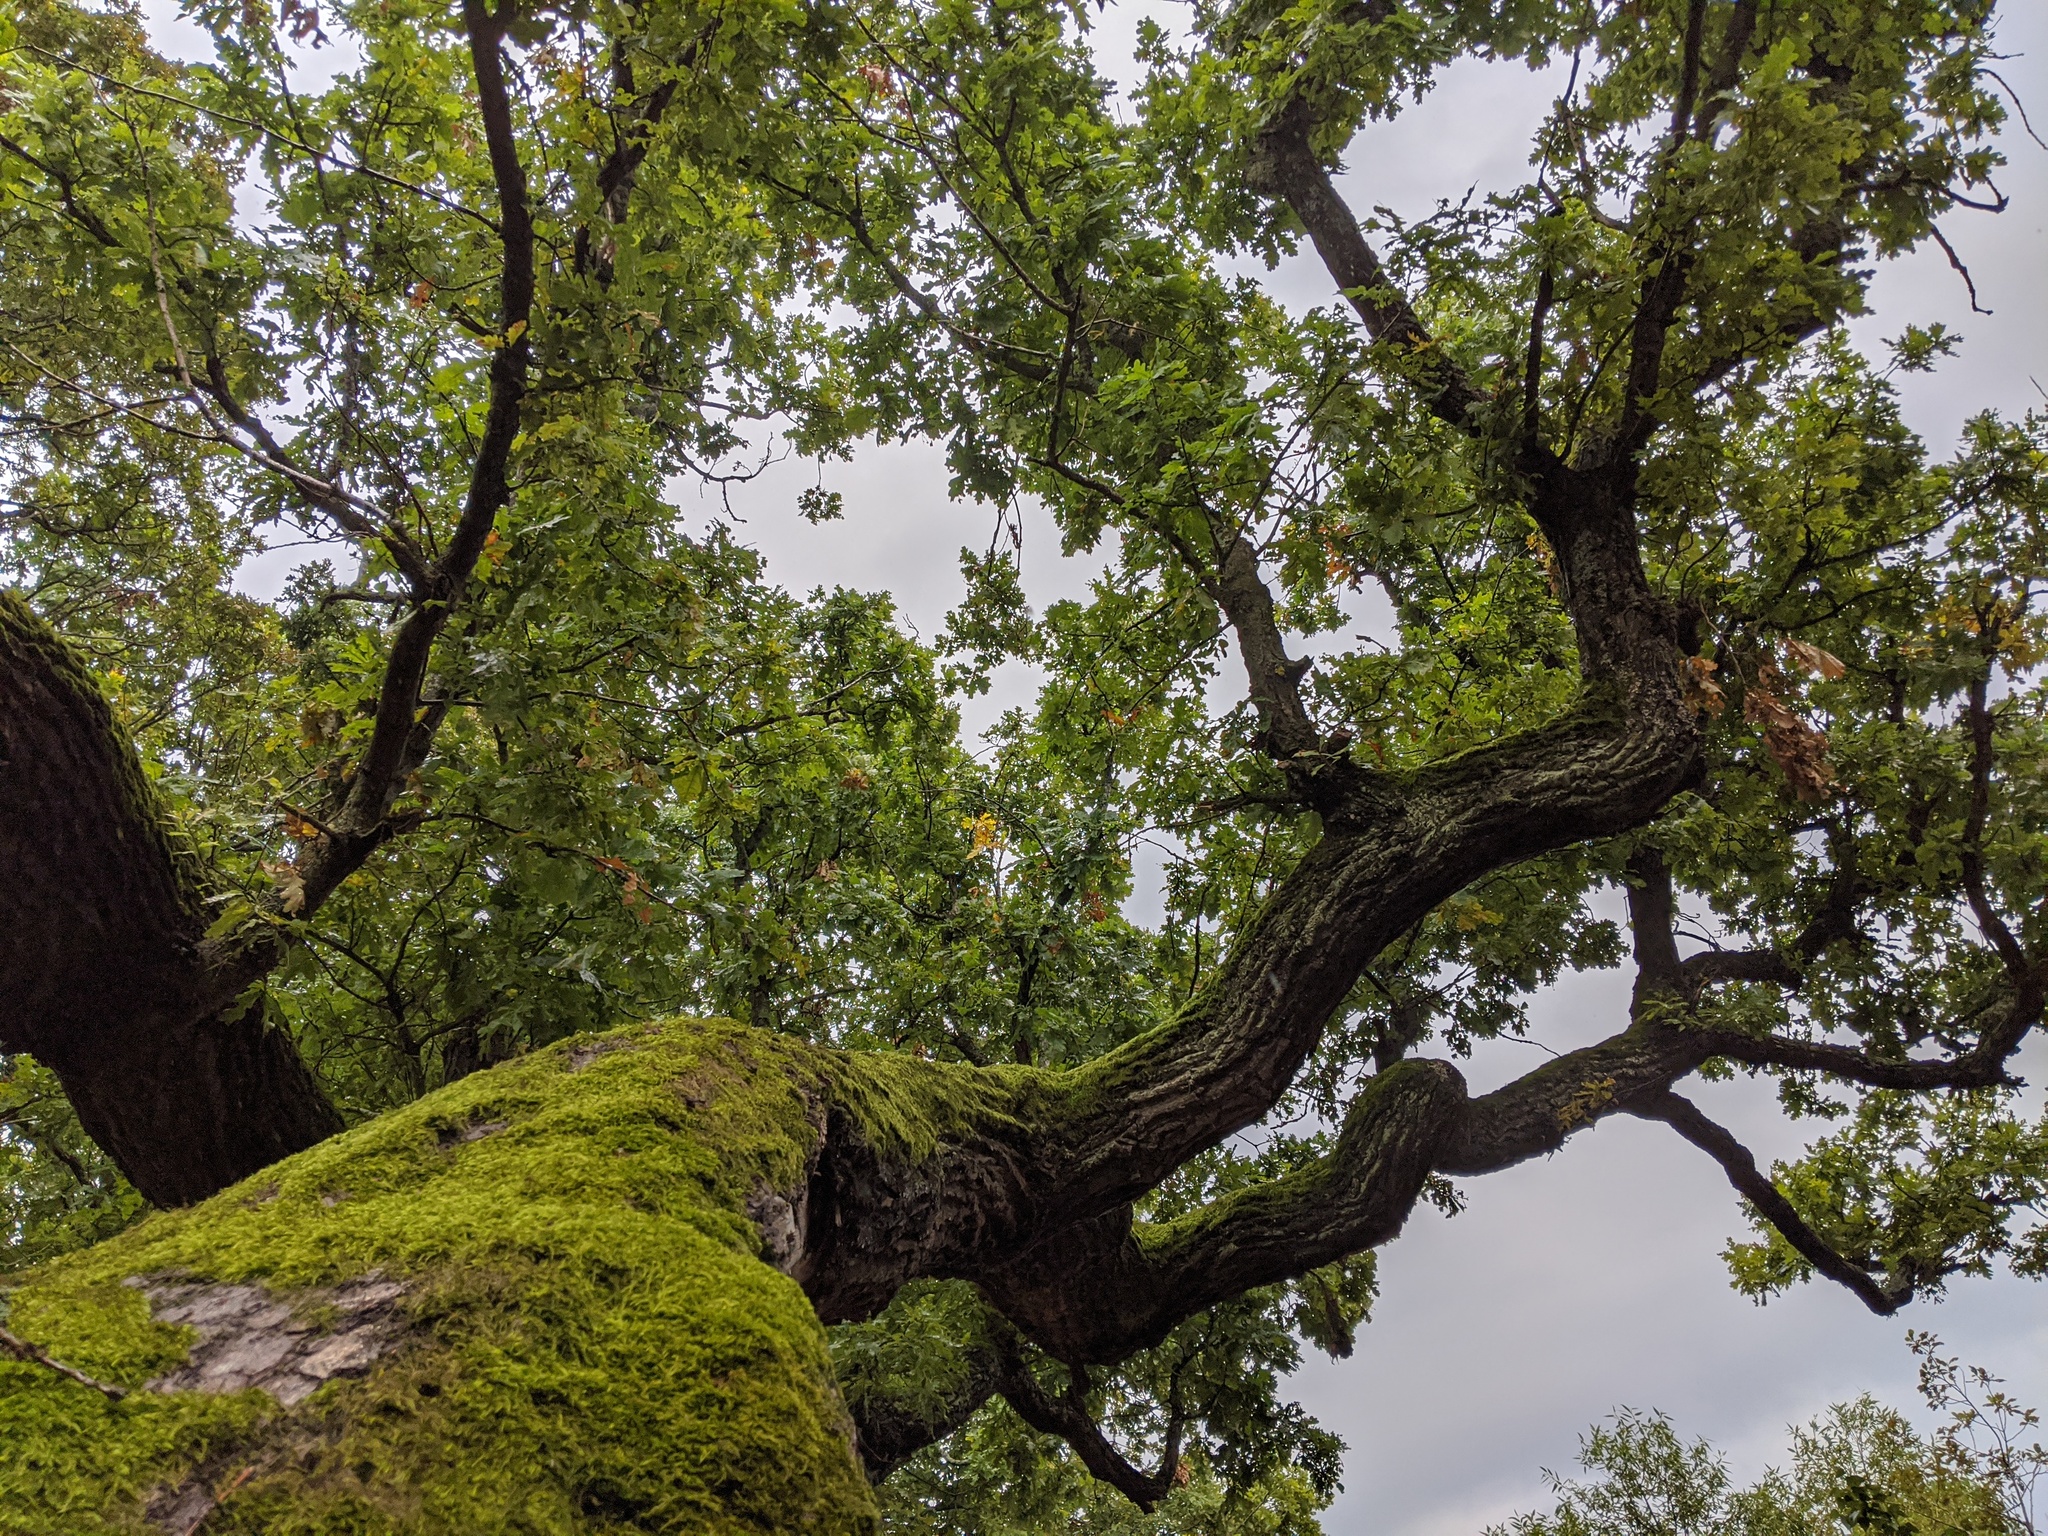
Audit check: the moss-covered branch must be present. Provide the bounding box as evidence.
[1,1019,874,1534]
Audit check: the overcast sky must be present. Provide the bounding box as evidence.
[695,13,2048,1532]
[135,0,2048,1527]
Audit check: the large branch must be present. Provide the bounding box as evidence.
[848,1025,1691,1473]
[1212,532,1321,760]
[1437,1017,1707,1177]
[1248,101,1482,430]
[802,547,1697,1320]
[977,1057,1465,1363]
[289,0,535,919]
[832,1061,1464,1479]
[801,680,1696,1319]
[843,932,2035,1471]
[1633,1089,1911,1315]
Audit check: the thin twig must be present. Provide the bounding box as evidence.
[0,1325,128,1400]
[1984,70,2048,154]
[1931,224,1992,315]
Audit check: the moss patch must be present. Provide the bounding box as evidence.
[0,1018,875,1535]
[823,1050,1026,1165]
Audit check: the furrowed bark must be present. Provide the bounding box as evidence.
[844,824,2044,1476]
[978,1057,1466,1364]
[0,592,343,1205]
[799,456,1698,1321]
[770,27,1997,1486]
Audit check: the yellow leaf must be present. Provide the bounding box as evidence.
[965,812,1001,856]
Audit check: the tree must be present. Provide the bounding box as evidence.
[1489,1337,2044,1536]
[1,0,2044,1528]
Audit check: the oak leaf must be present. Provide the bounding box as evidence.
[1783,637,1847,681]
[1745,675,1834,802]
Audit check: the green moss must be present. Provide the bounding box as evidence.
[0,1018,877,1535]
[823,1050,1026,1164]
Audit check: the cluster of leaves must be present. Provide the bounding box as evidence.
[1489,1338,2042,1536]
[3,0,2047,1525]
[0,1056,139,1272]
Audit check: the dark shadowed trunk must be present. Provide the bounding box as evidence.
[0,592,343,1206]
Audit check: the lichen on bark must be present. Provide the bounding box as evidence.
[0,1017,878,1534]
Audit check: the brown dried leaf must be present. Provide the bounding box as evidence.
[1744,680,1834,802]
[1783,637,1847,681]
[1680,655,1727,716]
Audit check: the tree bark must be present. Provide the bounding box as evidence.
[0,592,342,1206]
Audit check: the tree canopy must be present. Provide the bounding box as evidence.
[1,0,2045,1528]
[1491,1337,2045,1536]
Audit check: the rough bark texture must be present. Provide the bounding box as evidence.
[0,591,344,1206]
[8,6,2041,1516]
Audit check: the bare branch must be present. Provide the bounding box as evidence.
[1681,948,1803,989]
[760,167,1060,385]
[1248,103,1482,428]
[1625,847,1686,995]
[1692,0,1759,138]
[195,353,435,591]
[994,1330,1184,1510]
[1962,660,2026,974]
[1211,535,1320,759]
[1702,987,2040,1091]
[1669,0,1709,144]
[1635,1089,1910,1315]
[1931,224,1992,316]
[1245,102,1490,428]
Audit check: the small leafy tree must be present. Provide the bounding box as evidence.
[1490,1340,2042,1536]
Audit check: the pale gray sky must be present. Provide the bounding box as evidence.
[705,14,2048,1533]
[137,0,2048,1527]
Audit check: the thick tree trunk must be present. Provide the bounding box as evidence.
[0,593,343,1205]
[53,1007,347,1210]
[1,1019,879,1535]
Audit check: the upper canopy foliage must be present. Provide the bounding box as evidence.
[2,0,2045,1526]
